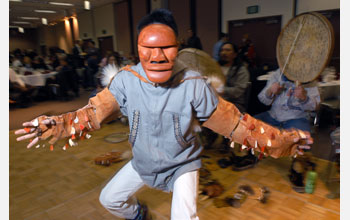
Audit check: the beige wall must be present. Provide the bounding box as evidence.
[93,3,117,51]
[297,0,340,14]
[131,0,148,56]
[115,1,132,56]
[222,0,340,32]
[9,28,39,52]
[222,0,293,32]
[78,10,95,41]
[196,0,219,54]
[168,0,190,41]
[55,21,71,53]
[38,26,57,49]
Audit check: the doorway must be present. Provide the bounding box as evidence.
[98,36,114,58]
[228,15,282,67]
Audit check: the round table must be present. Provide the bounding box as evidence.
[18,71,58,87]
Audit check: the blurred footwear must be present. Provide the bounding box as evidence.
[217,158,232,168]
[128,202,152,220]
[232,153,258,171]
[289,159,306,193]
[289,169,305,193]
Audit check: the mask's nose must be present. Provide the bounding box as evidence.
[150,48,168,64]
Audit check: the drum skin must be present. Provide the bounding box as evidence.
[178,48,226,87]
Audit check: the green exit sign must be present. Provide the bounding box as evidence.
[247,5,259,14]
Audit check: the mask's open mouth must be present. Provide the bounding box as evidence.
[145,69,173,83]
[146,63,173,71]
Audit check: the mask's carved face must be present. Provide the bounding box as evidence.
[138,24,178,84]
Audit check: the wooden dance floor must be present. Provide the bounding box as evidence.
[10,121,339,220]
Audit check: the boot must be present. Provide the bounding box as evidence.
[126,202,152,220]
[289,157,307,193]
[232,151,258,171]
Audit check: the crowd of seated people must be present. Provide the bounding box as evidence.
[9,41,137,107]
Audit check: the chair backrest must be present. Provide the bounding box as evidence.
[244,82,252,111]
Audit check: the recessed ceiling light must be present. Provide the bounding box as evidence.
[34,10,57,13]
[49,2,74,6]
[42,18,48,25]
[84,1,90,10]
[12,21,31,24]
[18,27,24,33]
[20,17,40,20]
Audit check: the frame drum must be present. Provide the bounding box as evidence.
[277,12,334,83]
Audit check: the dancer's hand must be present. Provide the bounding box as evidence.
[15,106,100,148]
[15,116,58,148]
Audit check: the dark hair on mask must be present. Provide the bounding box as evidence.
[137,8,178,36]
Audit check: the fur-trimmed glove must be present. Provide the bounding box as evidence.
[15,88,122,148]
[35,106,100,145]
[203,97,312,158]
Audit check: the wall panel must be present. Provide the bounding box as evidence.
[78,11,94,41]
[131,0,148,56]
[94,3,116,51]
[196,0,219,54]
[168,0,190,42]
[114,1,132,56]
[297,0,340,14]
[9,28,38,52]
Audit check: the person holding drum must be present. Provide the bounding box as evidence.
[254,69,320,192]
[233,12,333,193]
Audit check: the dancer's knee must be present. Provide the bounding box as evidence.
[99,189,123,211]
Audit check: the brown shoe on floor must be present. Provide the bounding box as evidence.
[94,151,123,166]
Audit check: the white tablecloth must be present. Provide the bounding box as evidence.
[318,80,340,104]
[18,71,58,86]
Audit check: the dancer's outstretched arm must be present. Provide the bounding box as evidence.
[203,97,313,158]
[15,88,122,148]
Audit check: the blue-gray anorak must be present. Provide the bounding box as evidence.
[108,61,219,192]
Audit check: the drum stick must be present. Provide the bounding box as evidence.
[279,16,306,83]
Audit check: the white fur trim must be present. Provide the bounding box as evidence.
[206,75,225,93]
[101,64,120,87]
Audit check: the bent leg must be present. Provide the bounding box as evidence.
[283,118,311,132]
[99,161,144,219]
[254,111,281,127]
[171,170,199,220]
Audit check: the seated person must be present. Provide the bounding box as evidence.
[51,54,80,100]
[236,69,320,192]
[11,54,23,68]
[201,42,250,152]
[23,56,33,70]
[32,56,48,70]
[219,42,250,113]
[9,68,36,107]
